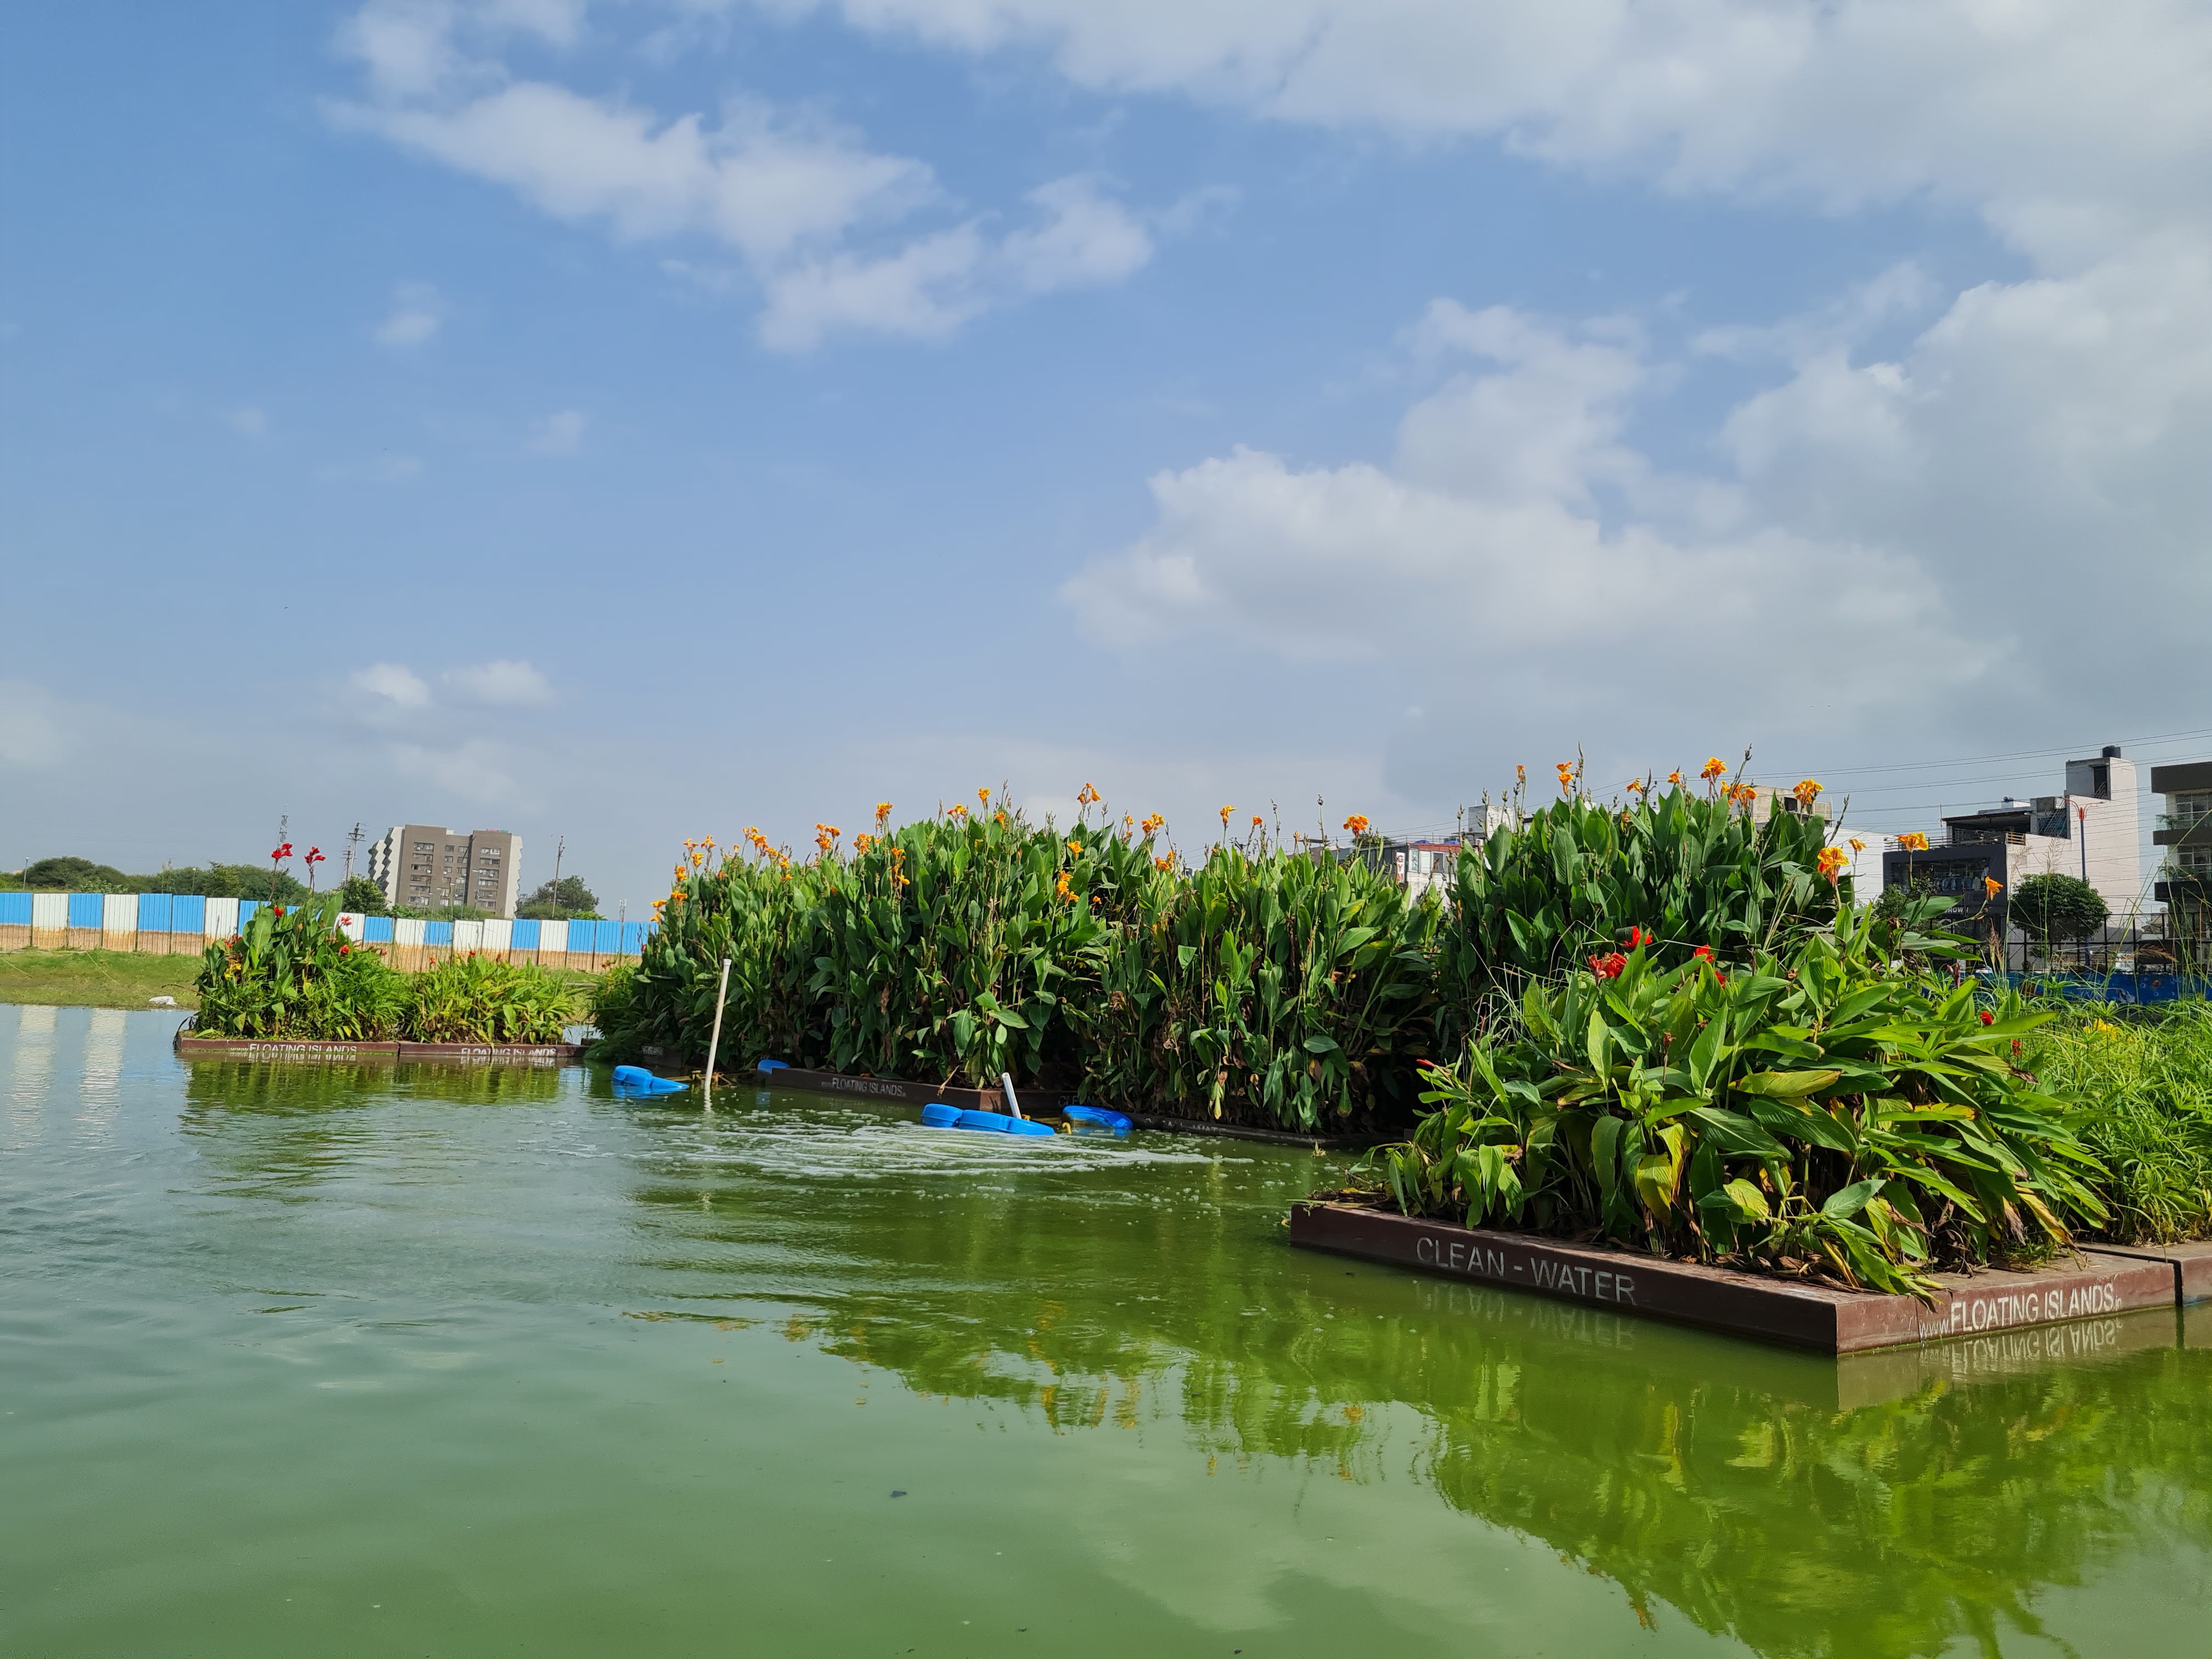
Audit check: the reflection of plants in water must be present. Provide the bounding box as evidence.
[630,1161,2207,1659]
[180,1060,566,1192]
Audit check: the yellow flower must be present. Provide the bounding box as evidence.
[1701,757,1728,781]
[875,802,893,823]
[1154,855,1175,871]
[1793,778,1824,808]
[1983,876,2002,900]
[948,803,967,819]
[1816,845,1848,883]
[1898,831,1930,852]
[1065,839,1082,858]
[1626,779,1646,794]
[1218,804,1234,827]
[1849,837,1866,853]
[978,788,990,808]
[1141,813,1165,836]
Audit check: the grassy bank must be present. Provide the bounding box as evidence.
[0,949,204,1009]
[0,947,605,1014]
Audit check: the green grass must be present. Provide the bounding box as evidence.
[2027,1000,2212,1243]
[0,949,205,1009]
[0,947,610,1015]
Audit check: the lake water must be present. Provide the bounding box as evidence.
[4,1005,2206,1657]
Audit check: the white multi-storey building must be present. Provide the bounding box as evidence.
[366,824,523,917]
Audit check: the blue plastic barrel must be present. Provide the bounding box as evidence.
[1063,1104,1132,1135]
[920,1102,961,1128]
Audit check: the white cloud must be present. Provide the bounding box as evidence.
[390,738,532,805]
[785,2,2212,262]
[350,662,433,708]
[227,406,269,437]
[526,408,588,453]
[1063,303,1992,732]
[375,280,448,347]
[329,4,1165,347]
[443,659,558,707]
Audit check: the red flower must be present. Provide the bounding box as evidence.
[273,906,284,917]
[1979,1010,1994,1026]
[1692,945,1715,962]
[1588,951,1627,979]
[1626,926,1651,949]
[2011,1040,2022,1054]
[338,944,350,955]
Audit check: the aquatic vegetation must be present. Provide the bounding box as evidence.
[1349,904,2111,1289]
[2026,1000,2212,1243]
[190,896,578,1043]
[192,896,407,1039]
[405,953,579,1045]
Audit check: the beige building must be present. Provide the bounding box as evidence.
[366,825,522,916]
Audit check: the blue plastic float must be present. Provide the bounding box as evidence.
[611,1064,686,1096]
[1062,1104,1132,1136]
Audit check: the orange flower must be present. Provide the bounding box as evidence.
[1898,831,1930,852]
[1342,814,1370,837]
[948,802,967,819]
[1140,813,1165,836]
[1054,870,1074,902]
[1076,783,1101,807]
[1792,778,1824,808]
[978,788,990,808]
[1250,815,1263,828]
[875,801,893,824]
[1065,839,1082,858]
[1668,770,1684,787]
[853,833,875,855]
[1983,876,2002,900]
[1626,779,1646,794]
[1849,837,1866,853]
[1153,855,1175,871]
[1218,804,1234,828]
[1700,757,1728,781]
[1816,845,1849,883]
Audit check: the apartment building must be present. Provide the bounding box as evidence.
[1882,744,2142,921]
[2152,758,2211,950]
[366,825,523,917]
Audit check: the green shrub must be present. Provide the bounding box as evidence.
[1078,839,1437,1127]
[407,954,579,1044]
[1435,781,1855,1051]
[1346,902,2110,1293]
[2025,1001,2212,1242]
[192,898,405,1039]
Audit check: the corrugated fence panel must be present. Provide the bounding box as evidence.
[593,920,620,954]
[138,894,172,933]
[68,894,104,929]
[0,893,33,926]
[102,894,138,935]
[204,897,239,938]
[394,919,426,947]
[32,893,66,930]
[538,920,568,954]
[425,921,454,946]
[238,900,261,930]
[364,916,396,944]
[619,921,647,955]
[481,918,512,953]
[338,912,366,941]
[453,919,485,952]
[173,895,206,934]
[510,918,541,951]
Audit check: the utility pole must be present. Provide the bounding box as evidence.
[343,821,364,881]
[551,836,565,916]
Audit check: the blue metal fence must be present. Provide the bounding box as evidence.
[510,918,540,950]
[0,893,31,926]
[364,916,396,943]
[66,894,103,929]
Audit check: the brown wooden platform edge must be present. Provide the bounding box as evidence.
[1288,1201,2182,1355]
[737,1065,1386,1148]
[174,1035,584,1065]
[2076,1238,2212,1303]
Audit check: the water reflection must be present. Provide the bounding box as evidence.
[622,1090,2210,1659]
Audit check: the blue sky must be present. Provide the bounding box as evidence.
[4,2,2209,912]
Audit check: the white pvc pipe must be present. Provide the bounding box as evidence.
[1000,1071,1023,1119]
[703,957,731,1114]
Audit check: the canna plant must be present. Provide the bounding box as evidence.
[193,894,405,1040]
[1348,900,2111,1294]
[406,953,579,1044]
[1076,837,1438,1128]
[1436,778,1853,1052]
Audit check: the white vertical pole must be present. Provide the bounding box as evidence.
[702,957,732,1114]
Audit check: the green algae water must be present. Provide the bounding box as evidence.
[4,1007,2207,1658]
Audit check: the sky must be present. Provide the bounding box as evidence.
[3,0,2209,915]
